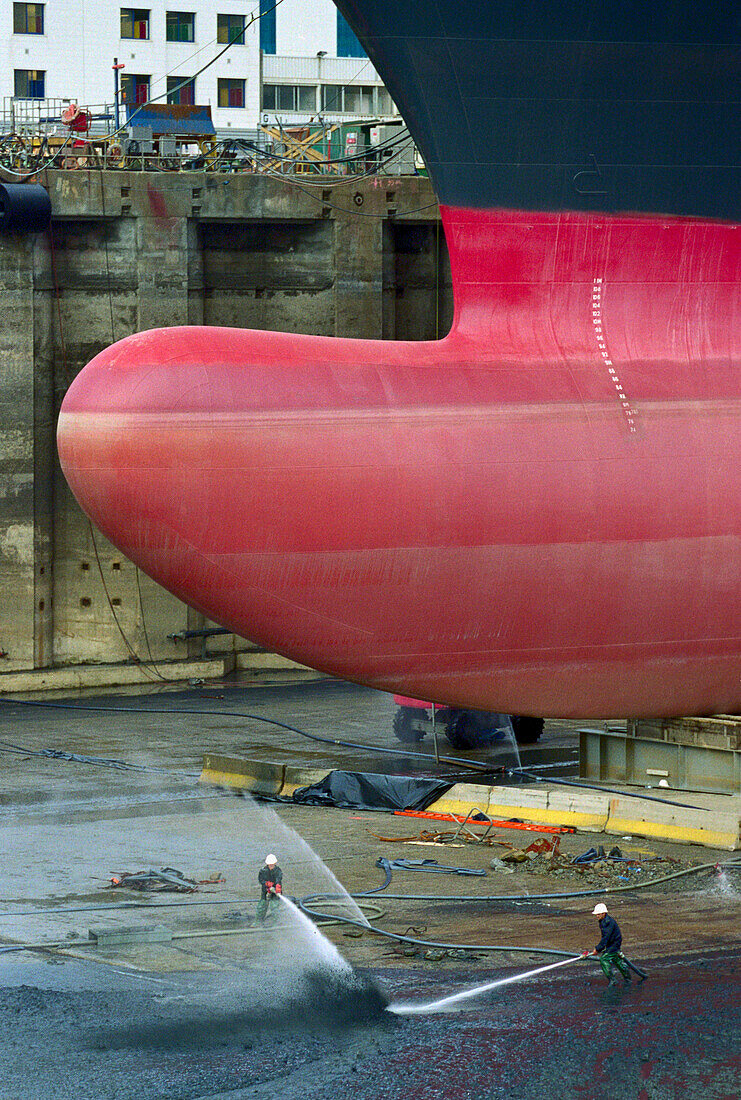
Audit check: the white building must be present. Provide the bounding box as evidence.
[1,0,396,133]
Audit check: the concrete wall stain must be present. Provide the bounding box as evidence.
[0,170,445,678]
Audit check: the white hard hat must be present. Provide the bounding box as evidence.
[592,903,608,915]
[265,854,277,865]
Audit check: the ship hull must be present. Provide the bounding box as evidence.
[57,3,741,716]
[57,206,741,718]
[335,1,741,221]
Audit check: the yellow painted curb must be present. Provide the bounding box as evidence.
[281,766,333,798]
[430,795,608,832]
[428,786,739,848]
[200,755,284,797]
[198,757,740,850]
[606,815,739,851]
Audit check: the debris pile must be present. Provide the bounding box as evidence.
[389,943,481,962]
[490,837,685,886]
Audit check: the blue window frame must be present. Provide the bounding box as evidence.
[260,0,276,54]
[217,13,244,44]
[166,11,195,42]
[337,12,365,57]
[14,68,45,97]
[13,3,44,34]
[167,76,195,104]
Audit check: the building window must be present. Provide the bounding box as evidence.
[166,11,194,42]
[217,13,245,44]
[321,84,342,112]
[121,8,150,39]
[14,69,45,97]
[343,85,374,114]
[167,75,195,104]
[218,78,245,108]
[259,0,275,54]
[376,88,394,115]
[121,72,150,104]
[13,3,44,34]
[337,12,365,58]
[262,84,316,112]
[321,84,376,114]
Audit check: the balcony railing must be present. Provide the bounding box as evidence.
[262,54,382,83]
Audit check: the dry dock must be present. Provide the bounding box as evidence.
[0,679,738,1098]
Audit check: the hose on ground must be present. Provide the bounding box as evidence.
[0,697,709,809]
[296,857,741,936]
[0,861,737,959]
[0,857,737,922]
[297,858,741,956]
[301,894,578,958]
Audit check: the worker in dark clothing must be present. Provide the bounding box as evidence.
[584,902,631,984]
[256,853,283,922]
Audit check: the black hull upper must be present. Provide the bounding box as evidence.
[335,1,741,219]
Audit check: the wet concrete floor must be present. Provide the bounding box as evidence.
[0,677,583,781]
[0,950,737,1099]
[0,679,737,1097]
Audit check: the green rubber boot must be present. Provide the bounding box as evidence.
[615,953,632,982]
[599,952,621,984]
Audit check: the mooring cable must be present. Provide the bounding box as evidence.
[505,767,702,810]
[0,697,495,773]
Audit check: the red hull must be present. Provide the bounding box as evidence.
[57,208,741,717]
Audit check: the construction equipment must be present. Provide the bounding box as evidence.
[258,123,339,173]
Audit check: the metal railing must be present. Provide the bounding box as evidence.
[1,97,115,136]
[262,54,382,83]
[0,94,419,177]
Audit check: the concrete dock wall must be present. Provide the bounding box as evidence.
[0,171,450,686]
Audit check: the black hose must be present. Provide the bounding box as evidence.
[0,698,721,811]
[0,697,494,773]
[302,856,741,909]
[2,859,737,922]
[508,768,700,811]
[296,858,741,955]
[0,861,737,962]
[622,954,648,979]
[296,893,583,959]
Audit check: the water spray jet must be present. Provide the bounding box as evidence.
[387,955,584,1016]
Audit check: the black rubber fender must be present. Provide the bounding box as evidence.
[511,716,545,744]
[392,707,426,743]
[0,182,51,232]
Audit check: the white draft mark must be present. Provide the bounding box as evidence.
[592,278,637,433]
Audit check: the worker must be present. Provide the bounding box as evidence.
[583,902,632,985]
[256,853,283,922]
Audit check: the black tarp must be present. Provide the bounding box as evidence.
[291,770,451,811]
